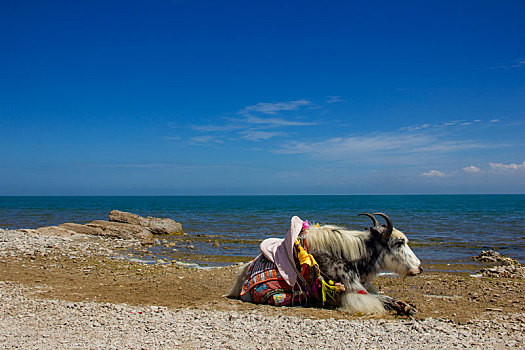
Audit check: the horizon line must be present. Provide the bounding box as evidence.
[1,193,523,197]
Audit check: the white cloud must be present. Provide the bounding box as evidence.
[401,118,496,132]
[490,59,525,69]
[190,136,224,144]
[239,130,284,141]
[162,136,181,141]
[84,163,169,168]
[275,131,488,159]
[463,165,482,174]
[326,96,344,104]
[512,59,525,68]
[191,123,240,132]
[243,115,316,127]
[489,161,525,172]
[241,99,312,115]
[403,120,455,131]
[187,99,318,144]
[277,134,420,156]
[421,170,446,177]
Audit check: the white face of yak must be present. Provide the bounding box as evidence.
[382,229,422,278]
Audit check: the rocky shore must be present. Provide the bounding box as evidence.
[18,210,184,245]
[1,213,524,349]
[473,250,525,279]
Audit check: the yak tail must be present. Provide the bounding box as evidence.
[224,262,250,298]
[339,292,387,315]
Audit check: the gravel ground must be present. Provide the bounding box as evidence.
[1,228,524,349]
[1,281,523,349]
[0,228,140,260]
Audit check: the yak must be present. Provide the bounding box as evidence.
[227,213,422,315]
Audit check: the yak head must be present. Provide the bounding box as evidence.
[359,213,422,278]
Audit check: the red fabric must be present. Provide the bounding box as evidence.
[240,255,310,306]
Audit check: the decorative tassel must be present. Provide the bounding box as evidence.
[295,236,345,305]
[318,276,345,305]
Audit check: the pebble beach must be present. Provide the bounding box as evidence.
[1,227,524,349]
[2,281,524,349]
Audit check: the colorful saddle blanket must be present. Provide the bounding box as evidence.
[239,254,316,306]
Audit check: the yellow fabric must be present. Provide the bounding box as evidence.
[295,239,318,267]
[295,237,345,305]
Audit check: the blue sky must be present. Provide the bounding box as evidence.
[1,0,524,195]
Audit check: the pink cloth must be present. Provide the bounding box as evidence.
[259,216,304,286]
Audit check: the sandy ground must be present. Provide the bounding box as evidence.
[1,228,524,348]
[2,204,525,348]
[1,250,523,324]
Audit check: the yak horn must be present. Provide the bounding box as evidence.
[373,212,393,238]
[358,213,379,227]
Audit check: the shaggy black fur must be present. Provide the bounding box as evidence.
[310,227,403,312]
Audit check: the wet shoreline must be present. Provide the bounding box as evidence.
[2,195,524,265]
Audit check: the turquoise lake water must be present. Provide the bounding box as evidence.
[0,195,524,265]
